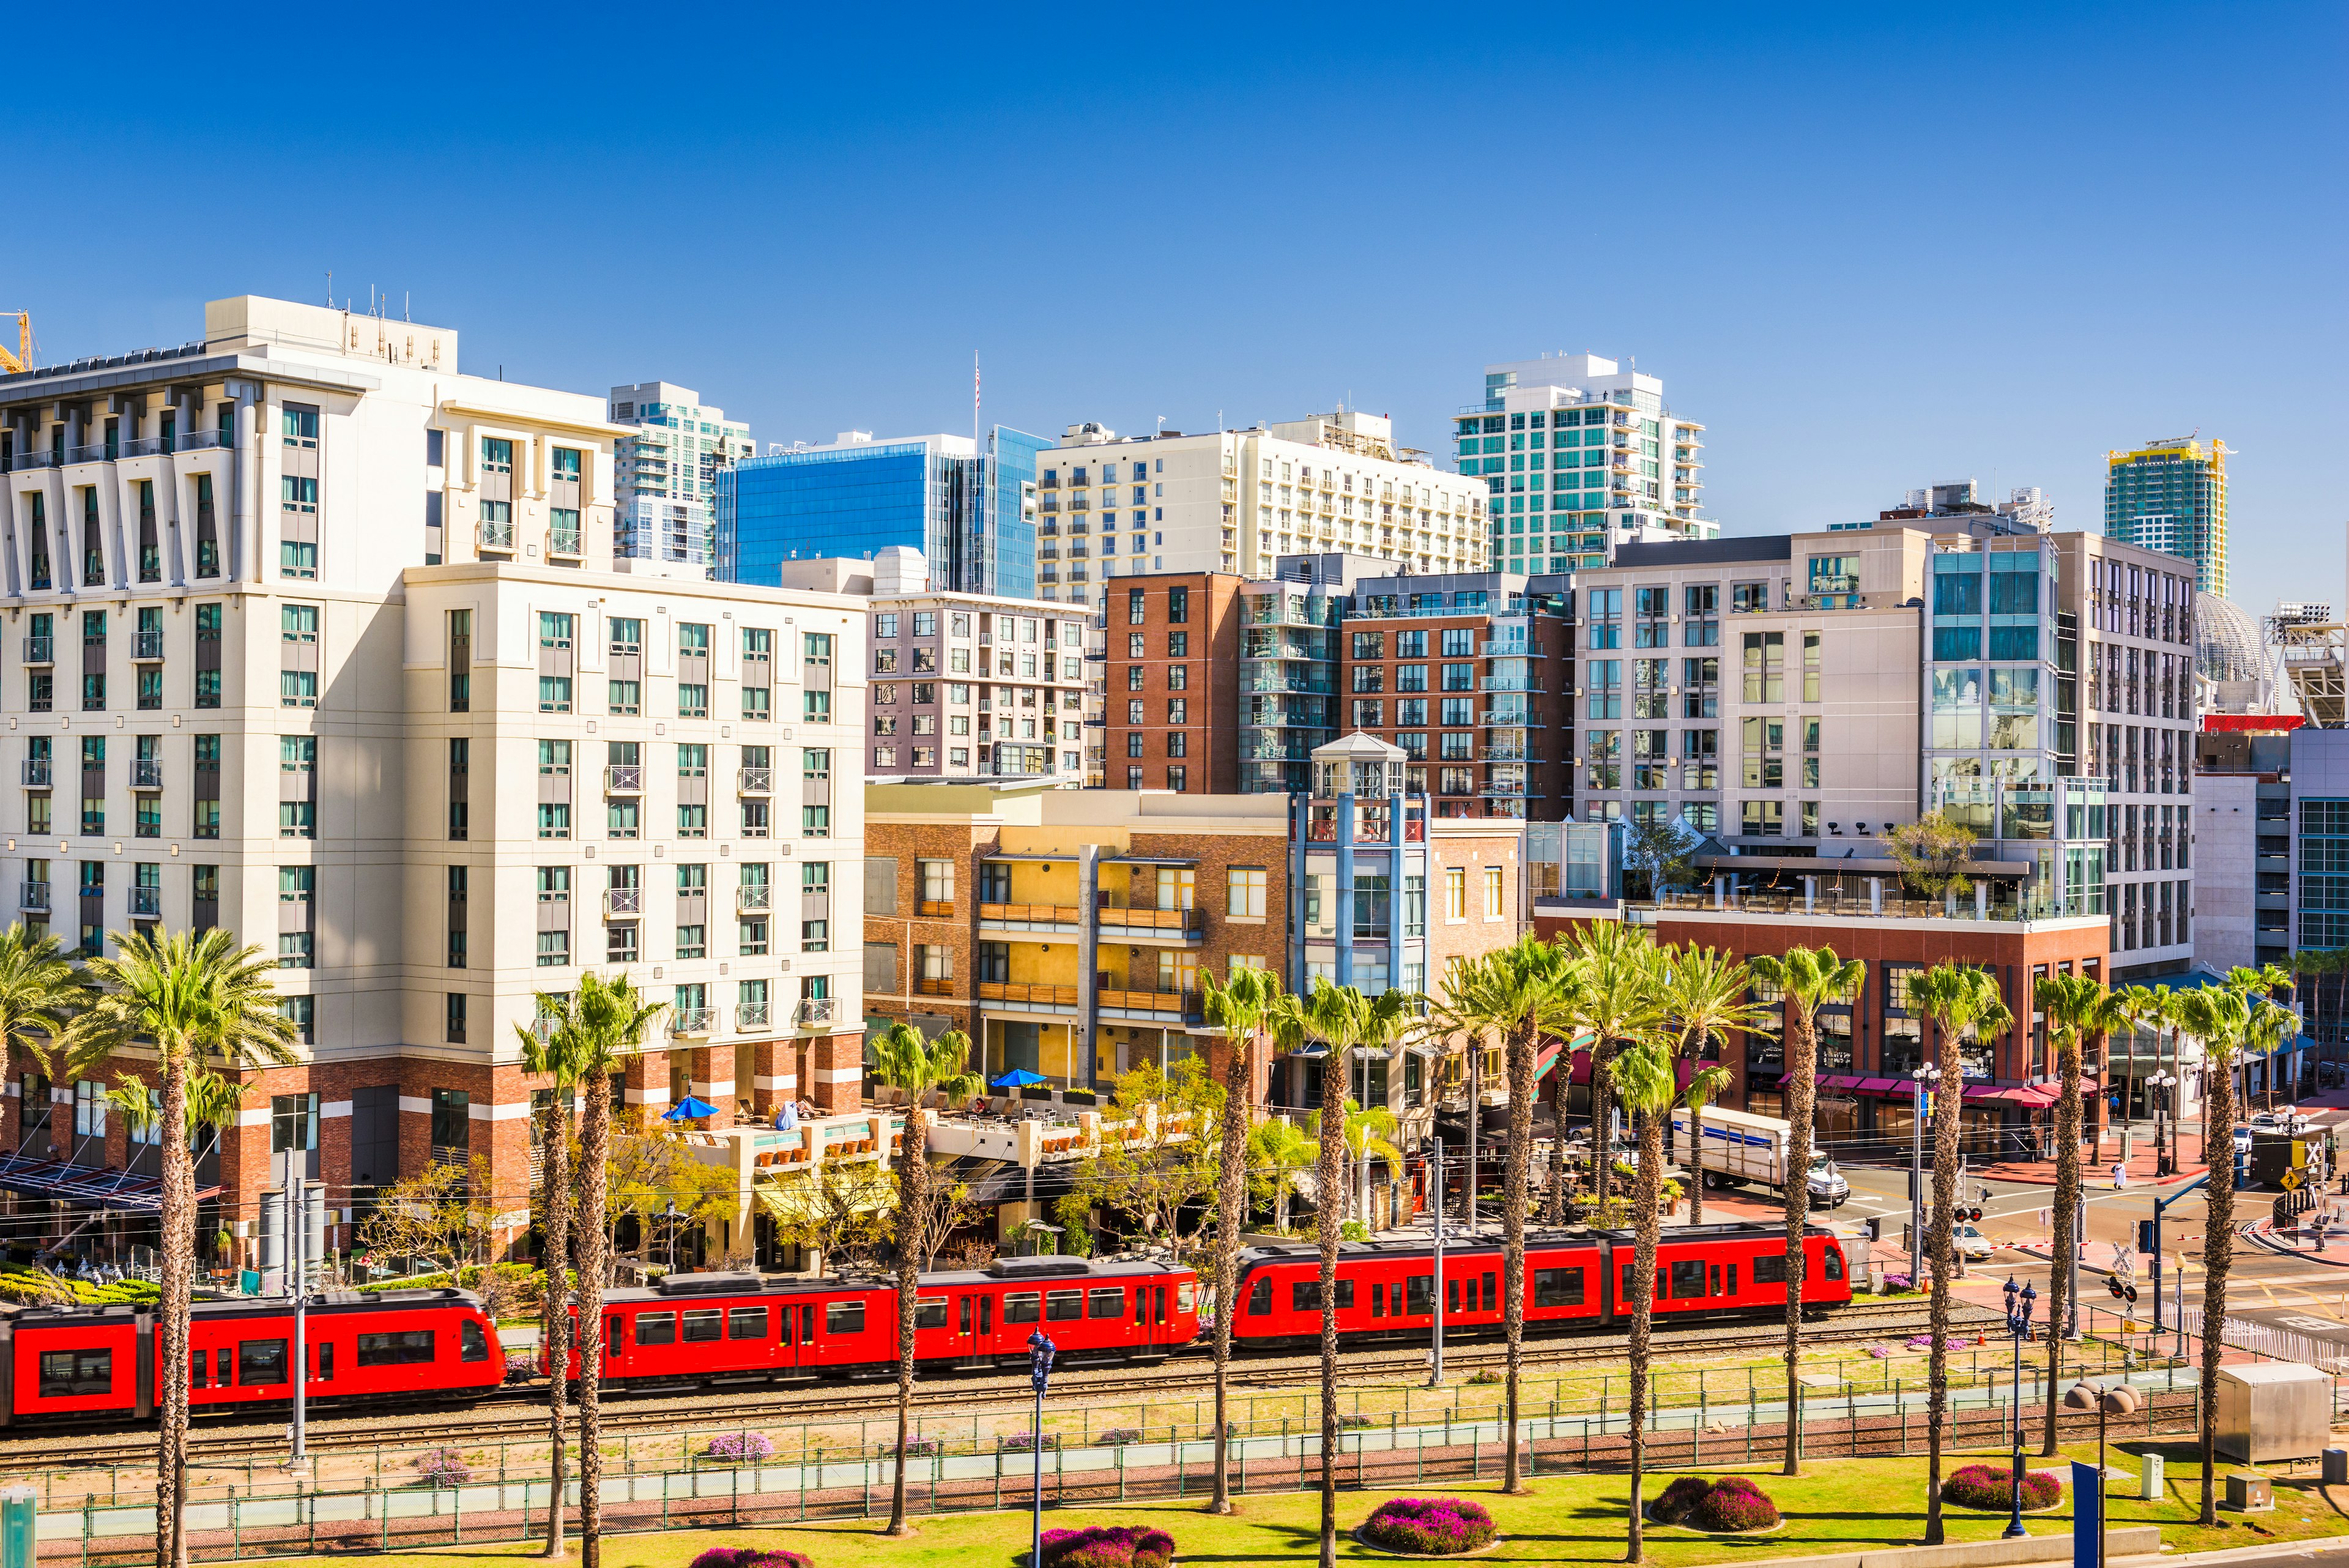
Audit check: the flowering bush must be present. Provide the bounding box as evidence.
[1359,1497,1497,1555]
[1096,1428,1143,1446]
[703,1432,776,1463]
[1038,1525,1175,1568]
[886,1436,941,1457]
[1688,1476,1779,1532]
[503,1351,540,1384]
[1906,1334,1969,1353]
[1338,1414,1376,1430]
[1467,1369,1502,1386]
[1649,1476,1715,1526]
[1944,1464,2063,1512]
[688,1550,812,1568]
[999,1432,1061,1452]
[412,1449,470,1487]
[1880,1273,1915,1293]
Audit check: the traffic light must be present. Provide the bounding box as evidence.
[2137,1219,2157,1255]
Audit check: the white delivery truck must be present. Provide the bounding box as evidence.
[1665,1104,1850,1209]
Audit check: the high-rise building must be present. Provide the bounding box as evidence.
[2105,436,2228,596]
[716,427,1044,600]
[1037,414,1484,611]
[0,296,868,1265]
[1100,573,1246,795]
[1460,355,1714,576]
[607,382,754,572]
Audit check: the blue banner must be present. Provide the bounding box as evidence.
[2072,1460,2102,1568]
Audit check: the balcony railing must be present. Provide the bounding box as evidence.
[179,429,228,453]
[133,631,163,660]
[738,767,772,793]
[916,976,957,997]
[20,760,50,788]
[669,1008,716,1036]
[1096,905,1205,935]
[22,637,51,664]
[18,882,48,912]
[549,528,583,557]
[477,520,516,552]
[129,887,161,917]
[738,885,773,912]
[736,1001,771,1030]
[604,764,643,792]
[64,443,109,466]
[978,902,1080,925]
[1480,675,1541,693]
[121,436,166,459]
[603,887,642,915]
[131,760,163,789]
[1097,987,1201,1018]
[977,981,1079,1009]
[6,450,58,472]
[793,998,836,1027]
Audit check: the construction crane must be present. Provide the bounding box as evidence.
[0,311,28,375]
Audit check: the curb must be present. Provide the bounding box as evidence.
[2240,1220,2349,1268]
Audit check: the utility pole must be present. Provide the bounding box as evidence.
[1465,1046,1480,1233]
[1427,1134,1445,1386]
[287,1181,308,1471]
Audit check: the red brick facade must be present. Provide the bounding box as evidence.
[1100,574,1245,796]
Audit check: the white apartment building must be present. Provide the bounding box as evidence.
[771,552,1089,781]
[0,297,865,1255]
[607,381,754,570]
[1460,354,1715,574]
[1038,412,1485,610]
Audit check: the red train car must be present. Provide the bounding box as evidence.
[0,1287,505,1425]
[1230,1223,1849,1349]
[565,1257,1201,1388]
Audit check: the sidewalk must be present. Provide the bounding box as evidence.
[1968,1129,2208,1188]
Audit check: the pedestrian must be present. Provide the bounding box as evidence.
[2112,1161,2128,1192]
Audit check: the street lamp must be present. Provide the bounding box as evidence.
[2147,1071,2176,1178]
[1910,1065,1941,1284]
[1028,1330,1057,1568]
[2063,1378,2143,1568]
[663,1200,678,1274]
[2000,1276,2038,1539]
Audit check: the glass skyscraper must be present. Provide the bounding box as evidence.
[716,426,1042,596]
[2104,436,2228,597]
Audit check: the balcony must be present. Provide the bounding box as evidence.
[736,1001,771,1031]
[133,632,163,661]
[603,887,642,916]
[131,760,163,790]
[1479,745,1529,762]
[549,527,583,558]
[977,981,1080,1013]
[669,1008,716,1038]
[64,443,110,466]
[738,767,772,794]
[6,450,58,472]
[22,637,51,665]
[1097,987,1203,1023]
[1480,640,1531,658]
[793,997,837,1028]
[129,886,161,917]
[738,885,773,913]
[1480,675,1542,693]
[179,429,228,454]
[1479,709,1546,727]
[477,520,516,552]
[19,882,48,912]
[979,901,1081,932]
[916,976,956,997]
[604,764,643,793]
[20,760,50,789]
[1096,905,1206,941]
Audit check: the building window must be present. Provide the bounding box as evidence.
[1445,867,1468,920]
[1228,867,1266,918]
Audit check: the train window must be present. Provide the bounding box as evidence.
[1178,1282,1195,1313]
[1290,1279,1355,1312]
[917,1298,949,1329]
[1086,1288,1124,1320]
[1710,1265,1721,1296]
[239,1339,288,1386]
[1480,1273,1495,1312]
[609,1315,623,1358]
[316,1342,333,1382]
[1532,1267,1584,1307]
[1045,1290,1083,1322]
[728,1307,769,1340]
[462,1321,488,1362]
[38,1349,109,1398]
[216,1348,232,1386]
[682,1310,723,1343]
[1620,1264,1666,1304]
[1247,1277,1271,1315]
[1003,1292,1041,1323]
[1405,1274,1433,1315]
[1447,1277,1460,1314]
[1726,1265,1738,1295]
[825,1301,865,1335]
[637,1312,677,1345]
[356,1331,436,1367]
[802,1304,819,1342]
[1371,1282,1385,1318]
[1136,1290,1148,1324]
[1824,1246,1844,1281]
[1669,1260,1705,1298]
[190,1352,206,1389]
[1752,1254,1787,1286]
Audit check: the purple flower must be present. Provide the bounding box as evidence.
[703,1432,776,1462]
[1361,1497,1499,1555]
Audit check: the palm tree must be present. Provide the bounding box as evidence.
[76,927,296,1568]
[1245,1113,1314,1234]
[0,923,94,1160]
[1199,965,1287,1514]
[1562,924,1661,1218]
[1431,934,1577,1493]
[558,973,666,1568]
[869,1022,981,1537]
[1747,946,1865,1476]
[519,997,594,1559]
[2035,973,2128,1457]
[1655,945,1770,1226]
[1335,1097,1405,1226]
[1608,1035,1680,1563]
[2120,984,2182,1176]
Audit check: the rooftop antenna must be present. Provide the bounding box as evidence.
[324,271,332,307]
[404,292,410,323]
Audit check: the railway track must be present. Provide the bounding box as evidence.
[4,1299,1989,1470]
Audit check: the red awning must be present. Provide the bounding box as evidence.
[1534,1042,1564,1082]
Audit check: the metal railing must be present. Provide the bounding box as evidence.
[133,631,164,660]
[604,765,643,792]
[179,429,228,453]
[18,882,48,912]
[64,443,109,466]
[22,636,51,664]
[477,520,516,551]
[120,436,166,459]
[6,449,58,471]
[669,1008,716,1036]
[20,760,50,787]
[738,767,772,793]
[793,998,836,1027]
[737,885,772,912]
[548,528,582,557]
[603,887,642,915]
[129,887,161,917]
[736,1002,772,1031]
[131,760,163,789]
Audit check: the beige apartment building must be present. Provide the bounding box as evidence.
[0,295,867,1258]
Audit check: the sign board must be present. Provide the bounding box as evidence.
[2072,1461,2102,1568]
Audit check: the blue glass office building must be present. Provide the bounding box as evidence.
[717,427,1043,597]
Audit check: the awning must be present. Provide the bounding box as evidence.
[1854,1077,1909,1096]
[1962,1085,2043,1105]
[0,1157,219,1213]
[1534,1043,1564,1082]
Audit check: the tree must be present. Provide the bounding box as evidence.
[76,927,297,1568]
[519,998,591,1561]
[1607,1035,1680,1562]
[1885,809,1976,904]
[1655,945,1769,1226]
[869,1020,982,1537]
[0,923,94,1160]
[1747,946,1864,1476]
[1199,964,1288,1514]
[354,1157,495,1280]
[2033,973,2128,1458]
[1066,1057,1223,1257]
[1332,1097,1403,1227]
[759,1159,899,1265]
[601,1112,740,1263]
[1624,816,1702,906]
[1910,964,2010,1543]
[1430,933,1577,1493]
[1560,923,1663,1228]
[2120,984,2184,1179]
[1245,1115,1314,1233]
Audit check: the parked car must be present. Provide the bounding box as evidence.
[1951,1224,1997,1263]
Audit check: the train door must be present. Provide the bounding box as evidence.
[1132,1282,1168,1351]
[777,1301,815,1375]
[952,1288,993,1367]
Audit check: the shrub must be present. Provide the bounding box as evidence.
[1338,1414,1376,1430]
[1649,1476,1715,1526]
[1943,1463,2062,1512]
[886,1437,941,1457]
[1689,1476,1779,1532]
[412,1448,470,1487]
[1096,1428,1143,1446]
[1360,1497,1497,1555]
[1038,1526,1176,1568]
[689,1551,812,1568]
[1467,1369,1502,1386]
[1880,1273,1915,1293]
[503,1351,538,1384]
[703,1432,776,1463]
[999,1432,1060,1453]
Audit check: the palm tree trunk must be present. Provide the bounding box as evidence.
[2041,1027,2084,1457]
[1687,1097,1705,1226]
[1590,1044,1613,1217]
[1781,1008,1814,1477]
[1625,1107,1665,1562]
[1209,1033,1251,1514]
[155,1051,191,1568]
[886,1100,928,1536]
[541,1099,573,1558]
[2200,1059,2235,1526]
[1317,1052,1345,1568]
[576,1072,612,1568]
[1926,1017,1962,1547]
[1501,1020,1534,1493]
[1545,1068,1568,1225]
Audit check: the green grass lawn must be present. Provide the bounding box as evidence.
[287,1438,2349,1568]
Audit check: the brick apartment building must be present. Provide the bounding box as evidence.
[1098,574,1245,794]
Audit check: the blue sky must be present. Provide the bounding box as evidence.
[12,4,2341,615]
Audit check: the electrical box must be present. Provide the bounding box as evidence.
[2215,1362,2329,1465]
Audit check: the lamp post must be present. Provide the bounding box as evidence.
[2147,1071,2176,1179]
[2000,1276,2038,1538]
[1425,1134,1445,1387]
[664,1199,678,1274]
[1910,1065,1940,1284]
[2063,1379,2143,1568]
[1028,1330,1056,1568]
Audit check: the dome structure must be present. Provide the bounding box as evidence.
[2196,592,2266,685]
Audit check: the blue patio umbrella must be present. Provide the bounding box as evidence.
[991,1069,1049,1089]
[663,1096,721,1121]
